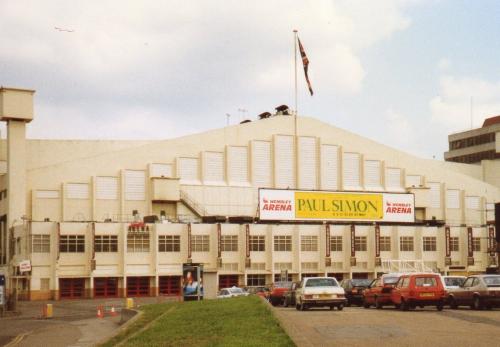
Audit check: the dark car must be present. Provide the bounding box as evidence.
[269,281,293,306]
[448,275,500,310]
[340,279,372,306]
[283,281,300,307]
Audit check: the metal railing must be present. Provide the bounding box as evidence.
[380,259,435,274]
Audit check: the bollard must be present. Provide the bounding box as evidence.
[110,305,117,316]
[97,305,104,318]
[126,298,134,309]
[46,304,53,318]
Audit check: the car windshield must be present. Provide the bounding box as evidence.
[352,279,372,287]
[274,282,292,289]
[444,277,465,287]
[383,277,399,285]
[484,276,500,287]
[305,278,337,287]
[230,288,244,294]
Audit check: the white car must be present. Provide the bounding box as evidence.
[217,286,249,299]
[295,277,346,311]
[441,276,466,290]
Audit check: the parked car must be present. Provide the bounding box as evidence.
[217,286,249,299]
[441,276,466,291]
[363,274,401,309]
[245,286,270,298]
[294,277,346,311]
[340,279,372,306]
[283,282,300,307]
[269,281,293,306]
[391,273,446,311]
[448,275,500,310]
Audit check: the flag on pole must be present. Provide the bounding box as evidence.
[297,37,313,96]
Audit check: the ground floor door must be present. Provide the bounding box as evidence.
[126,277,150,297]
[59,278,85,299]
[218,275,239,290]
[94,277,119,298]
[159,276,181,296]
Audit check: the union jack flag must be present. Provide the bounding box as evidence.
[298,37,313,96]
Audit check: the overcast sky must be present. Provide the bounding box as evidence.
[1,0,499,159]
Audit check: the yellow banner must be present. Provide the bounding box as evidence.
[295,192,383,220]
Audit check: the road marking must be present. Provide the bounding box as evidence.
[4,331,32,347]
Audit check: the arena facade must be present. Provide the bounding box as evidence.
[0,87,499,300]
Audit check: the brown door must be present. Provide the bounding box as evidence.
[127,277,150,297]
[60,278,85,299]
[159,276,181,296]
[219,275,238,290]
[94,277,119,298]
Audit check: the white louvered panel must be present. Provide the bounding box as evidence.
[36,190,60,199]
[446,189,460,209]
[465,196,480,210]
[66,183,89,199]
[320,144,338,190]
[298,136,317,190]
[428,182,441,208]
[204,152,224,183]
[228,146,248,184]
[274,135,295,189]
[342,152,360,189]
[151,163,173,178]
[124,170,145,201]
[406,175,422,187]
[364,160,381,189]
[178,157,199,183]
[96,176,118,200]
[0,161,6,174]
[252,141,272,188]
[385,168,402,191]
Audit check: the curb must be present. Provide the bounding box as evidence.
[96,309,143,346]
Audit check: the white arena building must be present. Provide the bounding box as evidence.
[0,87,498,300]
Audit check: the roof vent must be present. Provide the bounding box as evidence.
[258,112,272,120]
[275,104,290,116]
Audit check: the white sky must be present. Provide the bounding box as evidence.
[1,0,499,159]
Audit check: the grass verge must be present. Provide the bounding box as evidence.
[102,296,294,347]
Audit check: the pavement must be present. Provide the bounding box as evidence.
[0,297,178,347]
[272,304,500,347]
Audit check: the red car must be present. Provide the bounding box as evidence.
[391,273,446,311]
[269,281,293,306]
[362,274,401,309]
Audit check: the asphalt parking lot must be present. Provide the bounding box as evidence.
[273,305,500,347]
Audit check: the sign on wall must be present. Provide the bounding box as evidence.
[258,189,415,223]
[19,260,31,273]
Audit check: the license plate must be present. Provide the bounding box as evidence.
[420,293,434,297]
[320,294,332,298]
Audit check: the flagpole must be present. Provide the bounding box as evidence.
[293,29,298,189]
[293,29,298,138]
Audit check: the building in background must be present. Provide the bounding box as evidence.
[444,115,500,188]
[0,86,499,301]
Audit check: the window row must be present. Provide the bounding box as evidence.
[31,234,484,254]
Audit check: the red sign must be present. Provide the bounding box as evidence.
[217,223,222,258]
[375,224,380,258]
[187,223,192,259]
[325,224,331,257]
[489,226,496,256]
[245,224,250,258]
[445,226,451,257]
[350,224,355,257]
[467,227,473,258]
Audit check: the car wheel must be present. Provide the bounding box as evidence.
[400,299,409,311]
[337,304,344,311]
[295,303,300,311]
[437,302,443,311]
[300,301,305,311]
[449,297,458,309]
[363,299,370,309]
[472,296,483,310]
[375,297,383,309]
